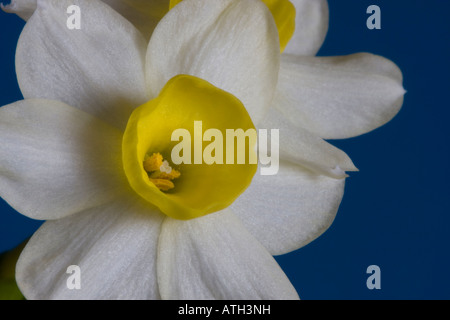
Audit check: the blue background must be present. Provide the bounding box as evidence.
[0,0,449,300]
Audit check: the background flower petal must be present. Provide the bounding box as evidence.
[1,0,36,20]
[15,0,149,130]
[231,161,345,255]
[275,53,406,139]
[283,0,329,56]
[16,196,164,300]
[157,210,299,300]
[0,99,127,220]
[101,0,169,41]
[146,0,280,124]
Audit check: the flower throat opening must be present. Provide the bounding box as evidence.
[143,153,180,191]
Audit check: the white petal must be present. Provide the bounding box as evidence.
[1,0,36,20]
[2,0,169,41]
[16,0,148,130]
[259,107,357,179]
[16,196,164,300]
[146,0,279,124]
[157,210,299,300]
[0,99,126,220]
[283,0,329,56]
[231,161,344,255]
[275,53,406,139]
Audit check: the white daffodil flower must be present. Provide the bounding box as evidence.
[0,0,405,300]
[4,0,405,253]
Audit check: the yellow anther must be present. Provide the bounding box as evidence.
[149,169,181,181]
[143,153,180,191]
[148,178,175,192]
[143,153,163,172]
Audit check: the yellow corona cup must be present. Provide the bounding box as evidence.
[122,75,257,220]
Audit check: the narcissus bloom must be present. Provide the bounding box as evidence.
[1,0,404,299]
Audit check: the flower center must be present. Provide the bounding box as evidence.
[122,75,257,220]
[143,153,180,191]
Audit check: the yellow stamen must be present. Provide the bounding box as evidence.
[143,153,180,191]
[149,169,181,181]
[149,178,175,192]
[143,153,163,172]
